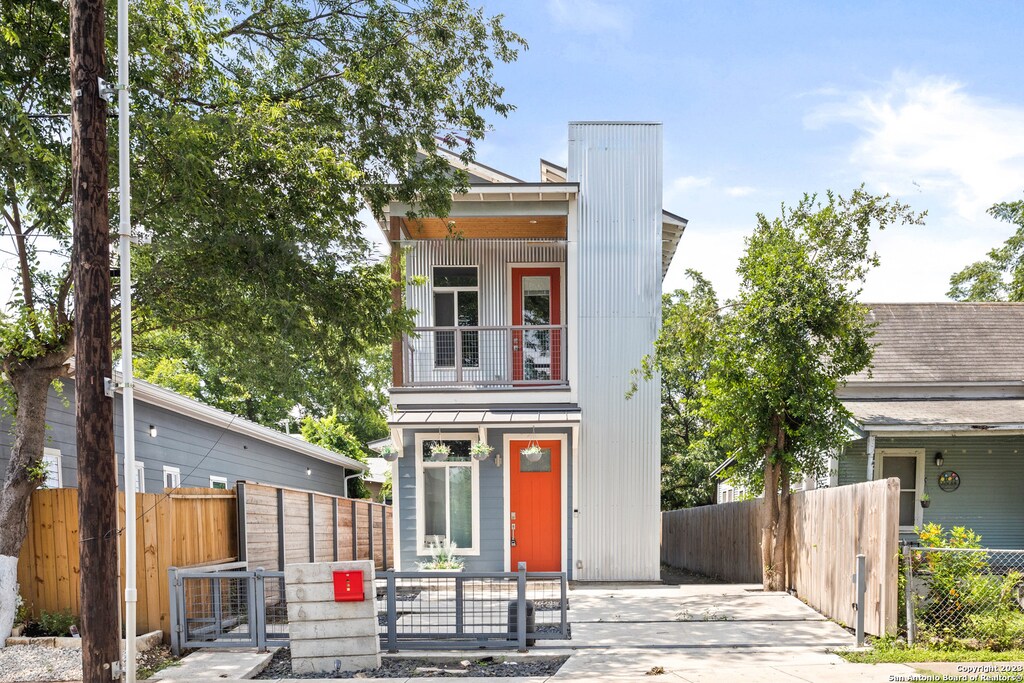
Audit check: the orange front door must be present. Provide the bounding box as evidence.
[511,268,562,382]
[509,439,561,572]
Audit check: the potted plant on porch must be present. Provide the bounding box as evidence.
[416,539,465,571]
[429,442,451,461]
[521,443,543,462]
[920,493,931,509]
[379,442,399,462]
[470,441,493,461]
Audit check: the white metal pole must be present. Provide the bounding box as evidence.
[117,0,137,679]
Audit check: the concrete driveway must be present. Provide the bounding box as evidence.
[547,581,914,681]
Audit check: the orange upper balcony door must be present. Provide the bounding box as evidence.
[511,267,562,383]
[509,439,561,572]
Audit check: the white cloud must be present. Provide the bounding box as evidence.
[725,186,757,197]
[546,0,632,36]
[806,72,1024,220]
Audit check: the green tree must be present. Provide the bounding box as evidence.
[705,189,923,590]
[949,198,1024,301]
[300,411,370,498]
[0,0,523,640]
[631,271,723,510]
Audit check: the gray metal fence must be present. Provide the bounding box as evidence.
[377,563,570,652]
[169,562,288,655]
[904,546,1024,649]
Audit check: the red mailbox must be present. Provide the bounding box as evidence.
[333,570,365,602]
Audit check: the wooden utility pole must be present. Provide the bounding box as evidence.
[71,0,121,680]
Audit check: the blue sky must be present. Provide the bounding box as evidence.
[428,0,1024,301]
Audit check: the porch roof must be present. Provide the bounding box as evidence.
[388,407,582,428]
[844,397,1024,432]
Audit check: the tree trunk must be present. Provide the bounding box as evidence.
[71,0,119,677]
[0,357,69,645]
[761,415,790,592]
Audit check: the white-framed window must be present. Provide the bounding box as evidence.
[163,466,181,491]
[432,266,479,368]
[209,476,228,490]
[41,448,62,488]
[414,433,480,555]
[133,461,146,493]
[876,448,925,531]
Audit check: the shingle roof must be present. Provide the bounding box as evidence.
[849,303,1024,383]
[845,397,1024,427]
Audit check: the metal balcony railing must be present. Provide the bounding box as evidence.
[401,325,567,388]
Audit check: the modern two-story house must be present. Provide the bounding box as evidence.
[380,122,686,581]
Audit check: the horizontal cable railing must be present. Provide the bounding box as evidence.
[402,325,567,388]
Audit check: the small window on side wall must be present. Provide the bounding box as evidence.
[133,461,146,493]
[163,466,181,491]
[41,449,62,488]
[209,476,228,490]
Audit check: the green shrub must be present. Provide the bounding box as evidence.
[24,610,78,637]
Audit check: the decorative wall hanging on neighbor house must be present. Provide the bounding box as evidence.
[938,470,961,492]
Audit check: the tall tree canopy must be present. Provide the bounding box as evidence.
[703,188,922,590]
[0,0,524,642]
[631,270,722,510]
[949,198,1024,301]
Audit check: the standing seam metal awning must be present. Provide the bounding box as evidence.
[388,409,582,427]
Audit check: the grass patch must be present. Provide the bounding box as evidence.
[838,639,1024,664]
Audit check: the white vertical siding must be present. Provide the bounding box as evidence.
[569,122,662,581]
[404,240,566,385]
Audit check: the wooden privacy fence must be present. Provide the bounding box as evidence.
[18,487,237,640]
[237,481,393,572]
[661,478,900,635]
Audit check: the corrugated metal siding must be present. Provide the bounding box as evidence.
[838,435,1024,548]
[404,240,566,385]
[569,122,663,580]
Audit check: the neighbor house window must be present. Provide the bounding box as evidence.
[41,448,62,488]
[133,461,145,493]
[878,449,925,530]
[209,476,228,490]
[415,434,479,555]
[163,466,181,491]
[432,266,479,368]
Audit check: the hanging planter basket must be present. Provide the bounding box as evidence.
[379,444,399,462]
[521,445,544,462]
[920,498,931,509]
[430,443,451,461]
[470,442,493,461]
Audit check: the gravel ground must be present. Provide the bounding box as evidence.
[0,644,176,682]
[256,648,568,679]
[0,645,82,682]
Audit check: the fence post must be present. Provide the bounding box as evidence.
[560,572,569,639]
[368,503,375,566]
[351,500,358,560]
[386,572,398,653]
[276,489,286,571]
[253,567,267,652]
[455,575,464,635]
[516,561,527,652]
[212,574,223,636]
[903,544,915,646]
[855,554,866,647]
[168,567,181,656]
[332,498,339,562]
[308,492,316,562]
[381,505,388,569]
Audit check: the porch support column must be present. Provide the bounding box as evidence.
[390,216,404,387]
[866,433,876,481]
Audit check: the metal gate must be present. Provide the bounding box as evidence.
[168,562,288,655]
[377,563,570,651]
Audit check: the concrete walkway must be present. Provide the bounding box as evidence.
[158,582,923,681]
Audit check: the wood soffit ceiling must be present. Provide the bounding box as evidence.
[400,216,567,240]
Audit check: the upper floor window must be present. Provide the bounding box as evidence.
[433,266,479,368]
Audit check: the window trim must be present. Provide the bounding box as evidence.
[875,448,925,531]
[133,461,146,493]
[432,266,480,370]
[163,465,182,491]
[209,475,228,490]
[414,432,480,556]
[42,448,62,488]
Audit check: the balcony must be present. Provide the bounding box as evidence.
[399,325,567,389]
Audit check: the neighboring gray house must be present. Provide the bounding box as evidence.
[380,123,686,580]
[1,376,367,496]
[836,303,1024,547]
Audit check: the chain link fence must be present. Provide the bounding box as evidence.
[904,546,1024,649]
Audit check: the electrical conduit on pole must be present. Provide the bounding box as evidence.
[117,0,137,677]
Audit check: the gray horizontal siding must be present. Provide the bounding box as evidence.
[397,426,573,576]
[839,435,1024,549]
[0,381,351,497]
